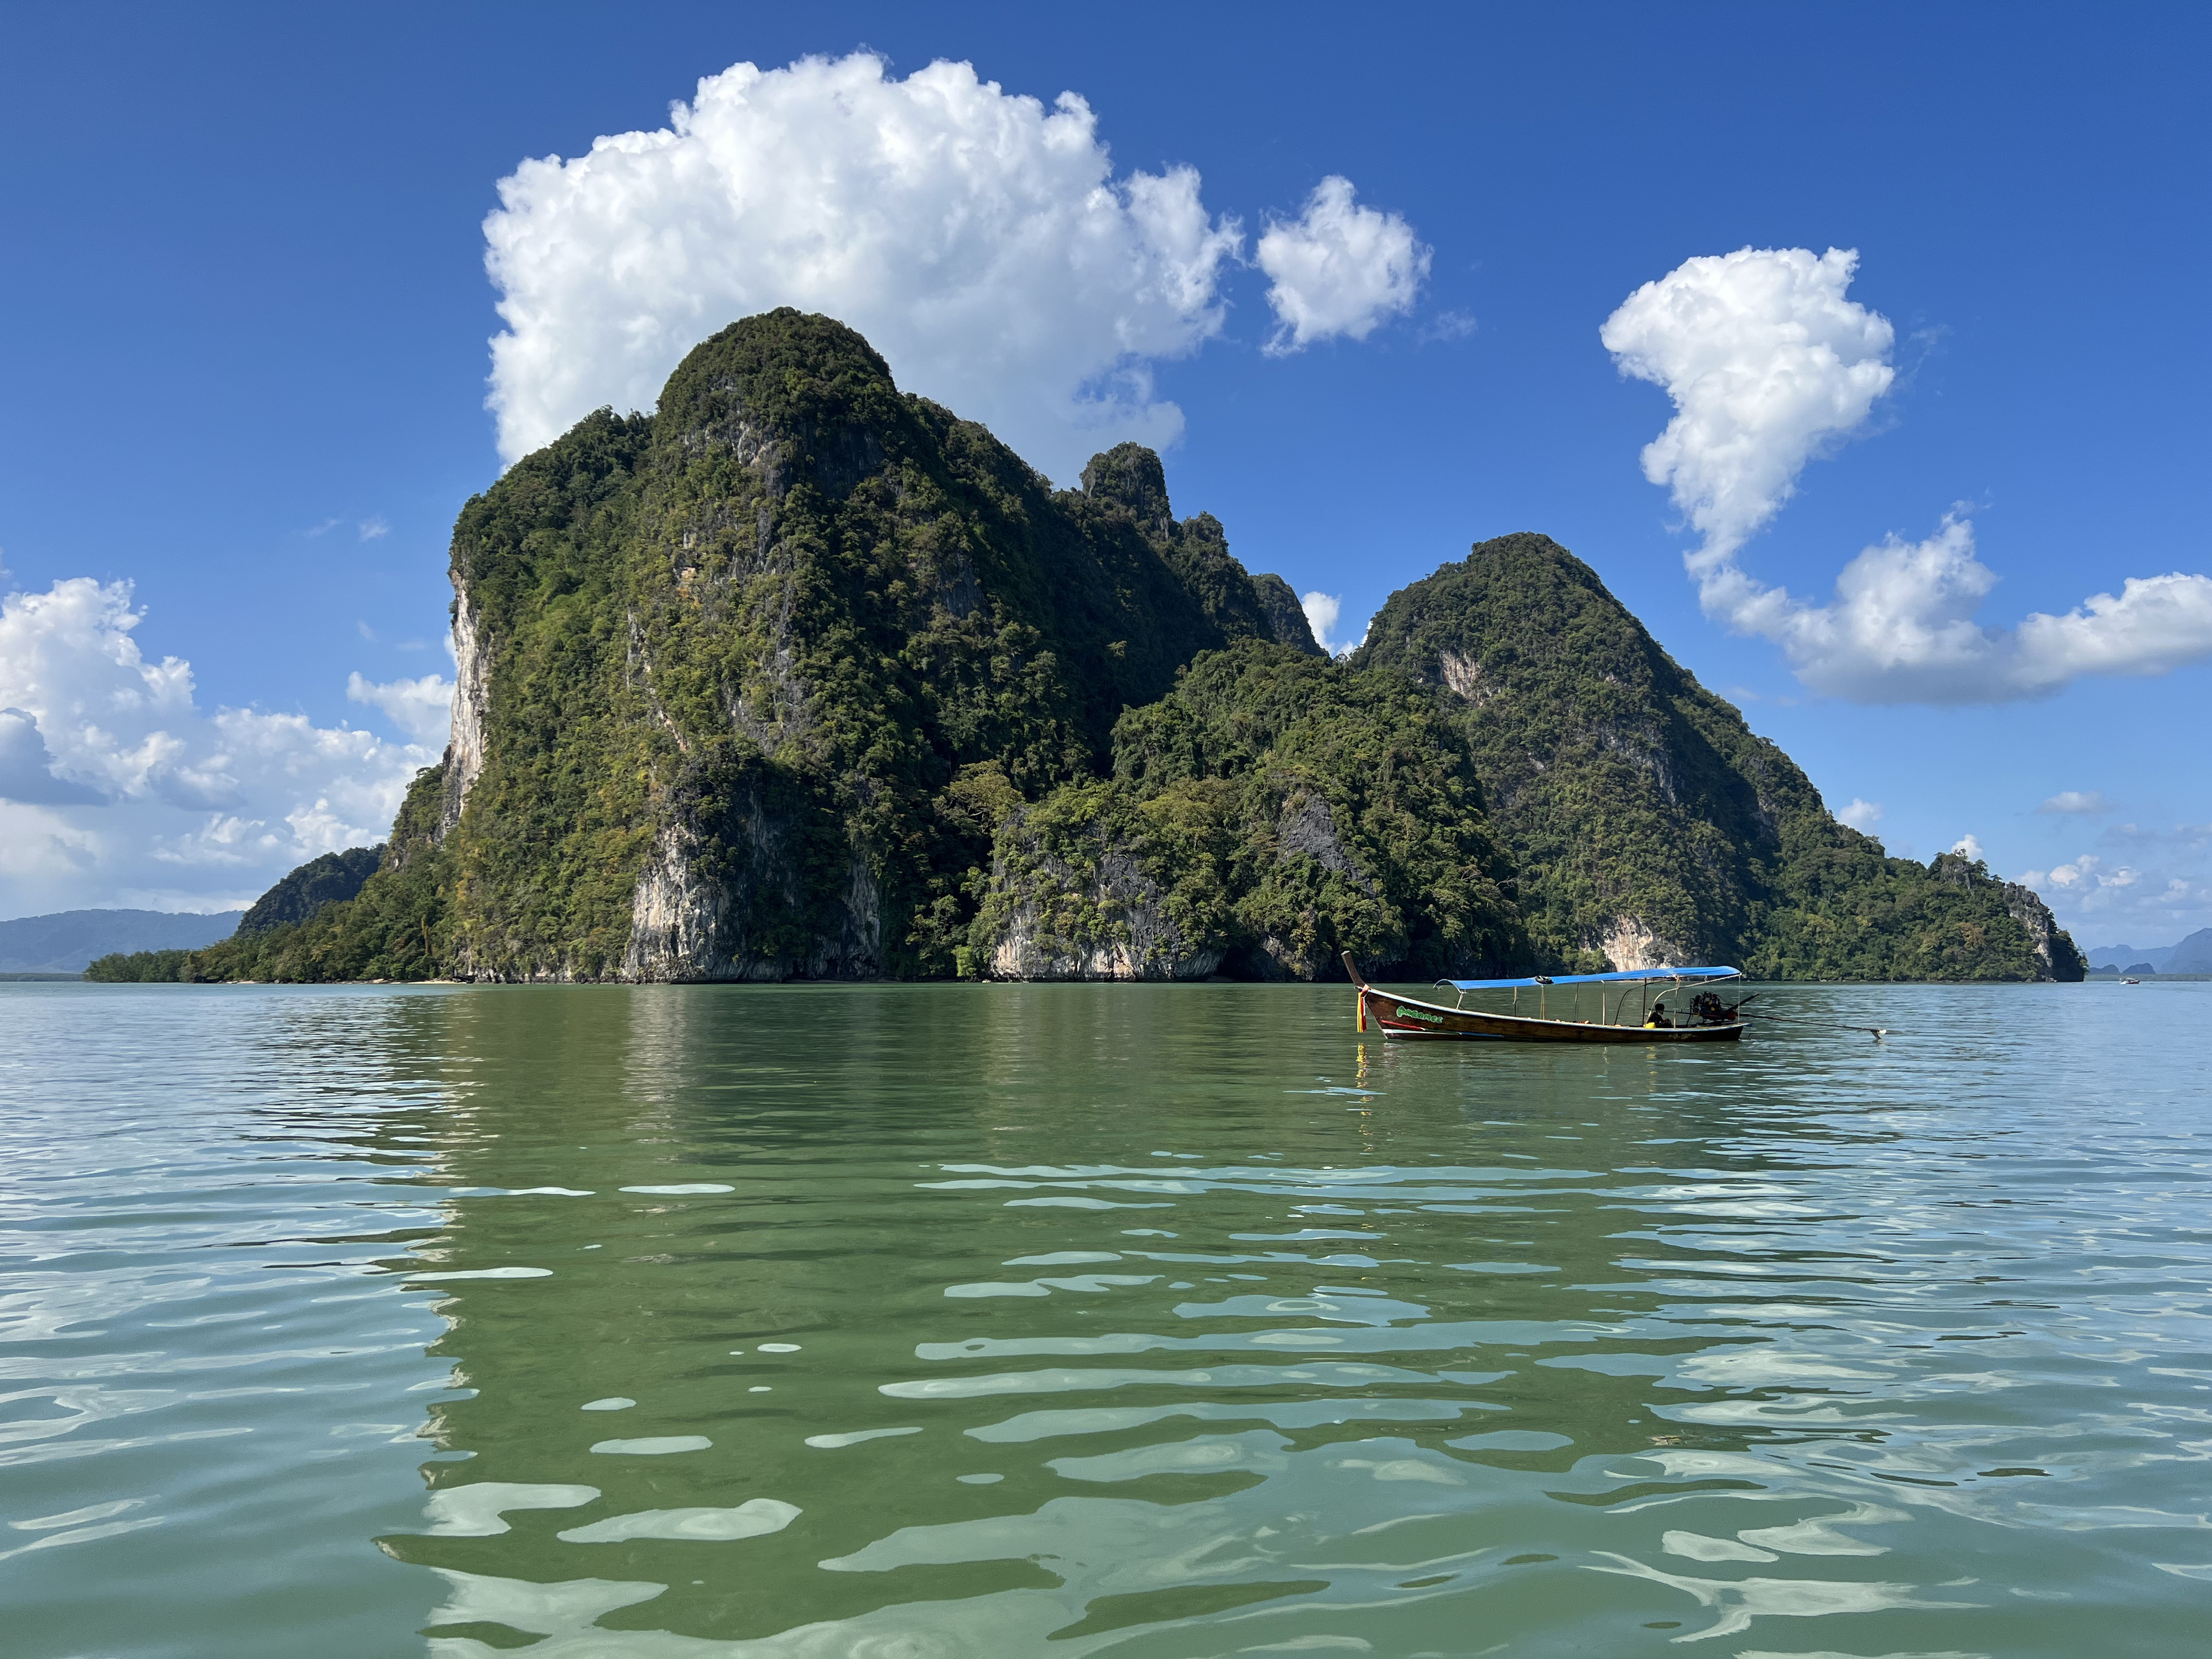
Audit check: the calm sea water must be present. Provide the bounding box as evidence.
[2,978,2208,1657]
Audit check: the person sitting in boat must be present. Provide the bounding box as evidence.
[1645,1000,1673,1029]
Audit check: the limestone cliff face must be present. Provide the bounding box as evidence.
[983,808,1223,982]
[2001,882,2081,982]
[1936,864,2082,983]
[419,310,1309,982]
[439,586,489,837]
[1594,917,1699,974]
[975,779,1402,984]
[1242,790,1386,978]
[623,808,881,982]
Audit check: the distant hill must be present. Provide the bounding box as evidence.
[1353,533,2083,982]
[2089,928,2212,974]
[0,908,244,973]
[238,847,383,935]
[2086,942,2171,972]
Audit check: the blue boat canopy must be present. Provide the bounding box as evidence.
[1436,966,1742,992]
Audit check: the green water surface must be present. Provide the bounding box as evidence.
[2,979,2208,1656]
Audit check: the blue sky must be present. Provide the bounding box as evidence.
[1,1,2205,946]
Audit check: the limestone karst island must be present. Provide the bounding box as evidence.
[94,310,2083,987]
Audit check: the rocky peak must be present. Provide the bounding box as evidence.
[1077,446,1322,656]
[1079,442,1174,533]
[1999,879,2085,980]
[655,309,905,501]
[1250,572,1326,657]
[1929,851,1979,889]
[1353,531,1823,966]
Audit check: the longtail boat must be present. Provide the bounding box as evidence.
[1342,953,1748,1044]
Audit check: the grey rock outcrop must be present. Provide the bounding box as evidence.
[983,807,1222,982]
[624,792,881,982]
[1928,852,2084,983]
[1999,879,2085,982]
[1077,443,1323,656]
[440,588,488,836]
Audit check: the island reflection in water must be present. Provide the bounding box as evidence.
[3,978,2208,1656]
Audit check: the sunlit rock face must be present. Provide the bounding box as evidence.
[411,309,1314,982]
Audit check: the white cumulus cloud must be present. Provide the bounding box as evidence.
[1300,590,1369,658]
[1950,833,1985,862]
[483,53,1245,484]
[2048,854,2105,889]
[1603,246,2212,703]
[347,671,457,747]
[1601,246,1893,588]
[0,576,450,917]
[2025,822,2212,937]
[1255,176,1431,354]
[1837,797,1884,833]
[2020,852,2181,919]
[1300,591,1342,653]
[1762,513,2212,703]
[0,706,105,805]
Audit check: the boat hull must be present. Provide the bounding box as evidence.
[1357,984,1744,1044]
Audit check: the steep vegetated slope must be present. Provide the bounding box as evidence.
[199,310,1331,983]
[979,642,1524,980]
[1354,534,2083,982]
[235,847,383,934]
[186,780,448,983]
[186,312,2078,985]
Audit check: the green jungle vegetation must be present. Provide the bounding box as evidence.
[1111,643,1521,979]
[426,314,1317,981]
[975,642,1524,978]
[1355,534,2082,983]
[82,950,195,983]
[150,311,2080,987]
[236,846,383,934]
[176,769,452,983]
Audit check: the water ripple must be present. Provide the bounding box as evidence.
[3,978,2207,1655]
